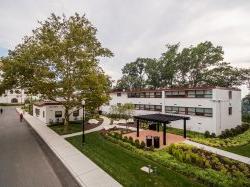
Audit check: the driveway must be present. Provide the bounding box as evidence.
[0,107,80,187]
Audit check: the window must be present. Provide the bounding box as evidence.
[15,90,21,94]
[134,104,162,111]
[165,91,186,98]
[117,103,121,106]
[204,108,213,117]
[73,110,79,117]
[187,90,212,98]
[187,107,195,115]
[229,91,232,99]
[165,106,213,117]
[55,111,62,118]
[117,92,121,97]
[229,107,232,115]
[135,104,140,110]
[35,108,40,116]
[155,92,162,98]
[139,104,144,110]
[187,91,195,98]
[127,91,162,98]
[43,111,45,118]
[10,90,13,94]
[179,107,186,114]
[155,105,162,111]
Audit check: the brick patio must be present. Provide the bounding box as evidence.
[123,130,185,148]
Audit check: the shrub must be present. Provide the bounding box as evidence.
[204,131,210,138]
[149,145,154,151]
[123,136,128,142]
[140,141,146,149]
[134,139,140,148]
[210,133,216,138]
[128,136,134,144]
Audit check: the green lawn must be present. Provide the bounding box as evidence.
[67,132,203,187]
[224,143,250,157]
[49,123,82,135]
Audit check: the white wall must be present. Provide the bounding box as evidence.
[33,104,83,124]
[0,89,28,104]
[101,88,241,135]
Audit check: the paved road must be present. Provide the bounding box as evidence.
[0,107,80,187]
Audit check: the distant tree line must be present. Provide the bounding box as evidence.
[115,41,250,90]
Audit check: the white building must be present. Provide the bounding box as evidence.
[101,87,241,135]
[33,101,83,124]
[0,89,28,104]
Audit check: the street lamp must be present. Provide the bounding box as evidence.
[82,100,85,145]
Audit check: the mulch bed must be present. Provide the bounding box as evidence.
[84,118,104,130]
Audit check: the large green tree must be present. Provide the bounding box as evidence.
[116,41,248,89]
[116,58,147,90]
[0,13,113,131]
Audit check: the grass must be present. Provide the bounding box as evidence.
[150,125,204,138]
[49,123,82,135]
[224,143,250,157]
[67,132,203,187]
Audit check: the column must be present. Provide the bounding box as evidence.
[183,119,187,138]
[137,119,139,137]
[163,123,166,145]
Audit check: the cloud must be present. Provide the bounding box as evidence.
[0,0,249,96]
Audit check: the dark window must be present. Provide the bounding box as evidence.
[187,90,212,98]
[117,92,121,97]
[134,104,162,111]
[128,91,162,98]
[35,108,40,116]
[117,103,121,106]
[165,91,186,98]
[55,111,62,118]
[165,106,213,117]
[155,92,162,98]
[73,110,79,117]
[229,107,232,115]
[43,111,45,118]
[229,91,232,99]
[15,90,21,94]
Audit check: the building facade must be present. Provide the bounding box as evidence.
[0,89,28,104]
[33,101,83,124]
[101,87,241,135]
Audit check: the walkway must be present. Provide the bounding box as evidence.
[185,140,250,165]
[0,107,80,187]
[16,108,121,187]
[62,115,110,138]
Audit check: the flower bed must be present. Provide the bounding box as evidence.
[167,143,250,178]
[191,129,250,147]
[101,130,250,186]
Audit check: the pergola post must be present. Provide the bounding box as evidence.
[157,123,160,132]
[137,119,140,137]
[183,119,187,138]
[163,123,166,145]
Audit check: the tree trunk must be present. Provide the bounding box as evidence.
[64,107,70,133]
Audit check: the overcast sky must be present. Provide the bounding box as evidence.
[0,0,249,96]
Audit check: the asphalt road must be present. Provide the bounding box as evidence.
[0,107,80,187]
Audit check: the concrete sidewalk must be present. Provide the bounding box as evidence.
[185,140,250,165]
[62,115,110,138]
[17,108,121,187]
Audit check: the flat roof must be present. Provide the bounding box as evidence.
[134,114,190,123]
[111,86,240,93]
[33,101,63,107]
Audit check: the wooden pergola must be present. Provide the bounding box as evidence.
[134,114,190,145]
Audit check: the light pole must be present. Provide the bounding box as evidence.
[82,100,85,145]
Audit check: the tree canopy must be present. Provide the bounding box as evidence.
[116,41,250,89]
[0,13,113,129]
